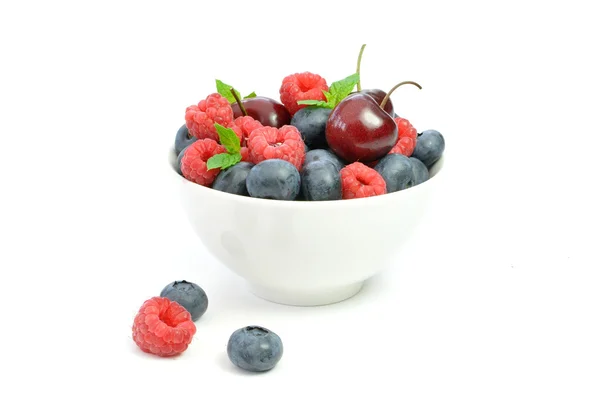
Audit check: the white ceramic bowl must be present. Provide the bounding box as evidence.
[169,150,445,306]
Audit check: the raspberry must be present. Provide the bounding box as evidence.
[247,125,305,170]
[340,162,387,199]
[389,117,417,157]
[240,147,250,162]
[185,93,234,141]
[279,72,328,116]
[231,116,263,147]
[132,297,196,357]
[181,139,227,186]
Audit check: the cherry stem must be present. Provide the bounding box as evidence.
[231,88,247,116]
[380,81,422,109]
[356,44,366,91]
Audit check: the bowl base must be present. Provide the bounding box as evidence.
[249,281,365,306]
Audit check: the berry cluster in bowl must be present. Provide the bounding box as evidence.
[174,45,445,201]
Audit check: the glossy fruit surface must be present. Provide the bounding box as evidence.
[326,94,398,163]
[354,88,394,116]
[231,97,291,128]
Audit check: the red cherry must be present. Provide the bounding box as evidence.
[231,97,291,128]
[326,81,421,163]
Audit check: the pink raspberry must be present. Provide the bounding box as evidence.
[185,93,233,141]
[340,162,387,199]
[132,297,196,357]
[180,139,227,186]
[240,147,250,162]
[247,125,305,170]
[389,117,418,157]
[279,72,328,116]
[231,116,263,147]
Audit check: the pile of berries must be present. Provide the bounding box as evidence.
[174,45,445,201]
[132,281,283,372]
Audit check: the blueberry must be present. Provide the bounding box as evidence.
[176,145,189,176]
[246,159,300,200]
[374,154,413,192]
[409,157,429,186]
[212,162,254,196]
[412,129,445,168]
[291,107,332,149]
[227,326,283,372]
[160,280,208,321]
[301,160,342,201]
[175,124,197,156]
[304,149,345,171]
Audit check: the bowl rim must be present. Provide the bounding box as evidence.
[168,147,445,209]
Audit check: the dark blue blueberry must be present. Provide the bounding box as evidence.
[301,160,342,201]
[176,145,189,176]
[246,159,300,200]
[412,130,445,168]
[291,107,332,149]
[212,162,254,196]
[304,149,345,171]
[409,157,429,186]
[227,326,283,372]
[175,124,197,155]
[160,280,208,321]
[374,154,413,192]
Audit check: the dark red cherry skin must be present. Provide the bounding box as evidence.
[351,89,394,116]
[231,97,291,128]
[325,94,398,163]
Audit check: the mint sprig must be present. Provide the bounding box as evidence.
[206,123,242,170]
[297,72,360,109]
[215,79,256,104]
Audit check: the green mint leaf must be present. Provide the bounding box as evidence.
[215,79,240,104]
[327,73,360,107]
[322,91,334,102]
[296,99,333,109]
[243,92,257,99]
[206,153,242,170]
[214,123,241,154]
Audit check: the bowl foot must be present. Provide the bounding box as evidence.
[249,281,365,306]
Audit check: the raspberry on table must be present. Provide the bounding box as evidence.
[389,117,417,157]
[247,125,305,170]
[279,72,328,116]
[185,93,234,141]
[132,297,196,357]
[181,139,227,186]
[340,162,387,199]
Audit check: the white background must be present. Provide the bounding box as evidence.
[1,0,599,413]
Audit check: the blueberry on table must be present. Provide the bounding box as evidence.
[160,280,208,321]
[374,153,413,192]
[304,149,345,171]
[408,157,429,186]
[174,124,197,155]
[227,326,283,372]
[301,160,342,201]
[412,130,445,168]
[246,159,301,200]
[291,107,332,149]
[212,162,254,196]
